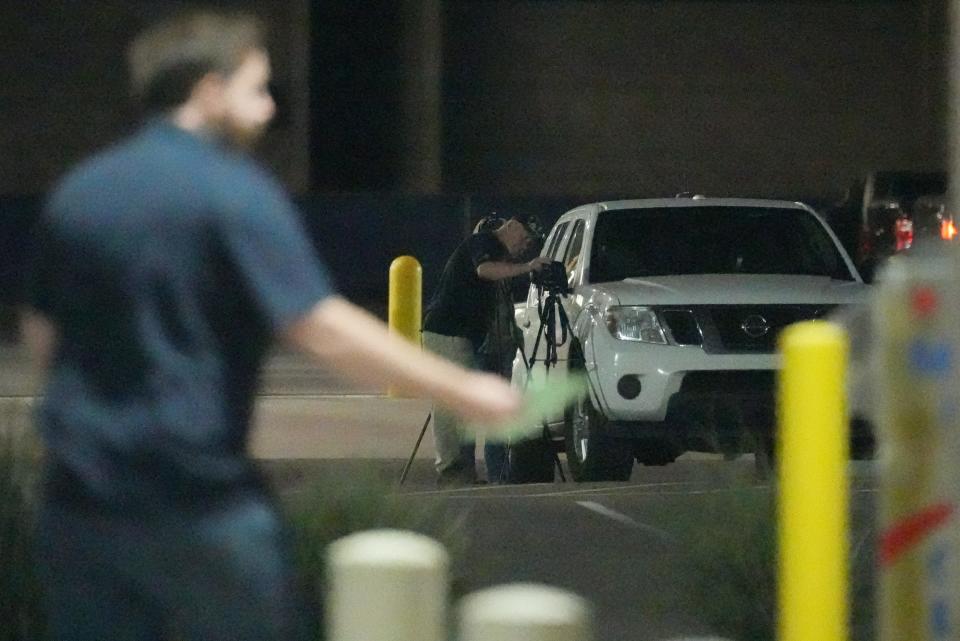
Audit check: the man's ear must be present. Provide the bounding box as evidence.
[189,72,227,112]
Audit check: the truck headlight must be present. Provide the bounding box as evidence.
[604,306,667,344]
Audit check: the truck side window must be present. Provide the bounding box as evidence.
[545,222,570,260]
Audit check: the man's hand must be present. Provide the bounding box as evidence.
[477,256,551,281]
[463,373,589,441]
[454,372,524,427]
[526,256,552,273]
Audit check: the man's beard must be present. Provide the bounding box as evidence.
[216,117,268,151]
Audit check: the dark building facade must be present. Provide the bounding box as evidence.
[1,0,948,200]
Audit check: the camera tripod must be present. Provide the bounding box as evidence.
[509,275,573,483]
[398,409,433,485]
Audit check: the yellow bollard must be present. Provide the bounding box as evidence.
[389,255,422,344]
[389,256,422,397]
[777,321,849,641]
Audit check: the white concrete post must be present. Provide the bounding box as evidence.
[459,583,592,641]
[325,529,448,641]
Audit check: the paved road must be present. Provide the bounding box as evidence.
[268,457,877,641]
[448,461,875,641]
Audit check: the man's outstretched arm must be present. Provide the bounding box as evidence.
[283,296,522,427]
[475,256,551,281]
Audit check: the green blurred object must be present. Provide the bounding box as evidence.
[473,374,588,443]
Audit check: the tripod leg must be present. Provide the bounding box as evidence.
[399,412,432,486]
[553,448,566,482]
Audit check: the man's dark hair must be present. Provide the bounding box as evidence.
[127,10,265,112]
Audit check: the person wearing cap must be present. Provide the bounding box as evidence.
[423,216,551,485]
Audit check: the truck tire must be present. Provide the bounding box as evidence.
[565,341,633,482]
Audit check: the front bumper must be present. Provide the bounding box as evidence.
[585,328,779,423]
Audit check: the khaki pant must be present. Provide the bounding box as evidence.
[422,331,479,478]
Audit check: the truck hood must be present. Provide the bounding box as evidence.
[587,274,869,306]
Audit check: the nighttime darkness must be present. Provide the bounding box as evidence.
[0,2,957,641]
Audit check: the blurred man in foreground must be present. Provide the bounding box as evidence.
[20,10,521,641]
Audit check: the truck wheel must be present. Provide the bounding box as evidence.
[565,341,633,482]
[564,394,633,482]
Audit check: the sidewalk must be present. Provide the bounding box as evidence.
[0,344,440,461]
[250,395,436,460]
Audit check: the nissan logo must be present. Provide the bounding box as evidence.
[741,314,770,338]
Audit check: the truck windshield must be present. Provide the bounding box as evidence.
[589,206,853,282]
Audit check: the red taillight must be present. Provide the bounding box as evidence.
[941,217,957,241]
[857,226,873,263]
[895,216,913,251]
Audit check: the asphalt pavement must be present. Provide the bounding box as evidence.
[264,456,877,641]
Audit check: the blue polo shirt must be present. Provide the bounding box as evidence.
[28,121,334,510]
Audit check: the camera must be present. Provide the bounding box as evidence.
[531,260,571,295]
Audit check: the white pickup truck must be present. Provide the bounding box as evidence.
[509,196,872,482]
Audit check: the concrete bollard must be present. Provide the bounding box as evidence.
[326,529,448,641]
[459,583,592,641]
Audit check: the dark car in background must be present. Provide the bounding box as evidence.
[831,171,952,280]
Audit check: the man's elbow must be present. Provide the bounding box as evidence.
[475,263,498,281]
[282,300,330,352]
[281,296,353,358]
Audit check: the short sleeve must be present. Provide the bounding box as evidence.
[218,178,335,333]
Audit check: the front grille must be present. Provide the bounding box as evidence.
[661,310,702,345]
[679,370,775,395]
[707,305,832,352]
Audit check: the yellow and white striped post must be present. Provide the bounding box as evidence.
[873,252,960,641]
[777,320,849,641]
[388,255,422,397]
